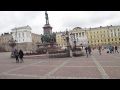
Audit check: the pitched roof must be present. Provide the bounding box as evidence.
[12,25,32,30]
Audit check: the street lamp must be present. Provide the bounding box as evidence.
[8,38,17,57]
[107,26,110,45]
[61,31,71,57]
[15,28,18,50]
[70,33,77,51]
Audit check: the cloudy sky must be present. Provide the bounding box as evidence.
[0,11,120,35]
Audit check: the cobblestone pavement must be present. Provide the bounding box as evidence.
[0,49,120,79]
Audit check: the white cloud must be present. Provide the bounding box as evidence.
[0,11,120,35]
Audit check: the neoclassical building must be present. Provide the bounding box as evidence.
[56,27,88,47]
[86,25,120,47]
[56,25,120,48]
[0,25,41,51]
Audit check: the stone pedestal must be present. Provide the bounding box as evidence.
[43,24,52,35]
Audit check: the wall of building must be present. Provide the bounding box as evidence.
[0,26,41,52]
[12,26,32,43]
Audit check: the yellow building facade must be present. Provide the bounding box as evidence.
[56,25,120,48]
[87,25,120,47]
[56,31,67,47]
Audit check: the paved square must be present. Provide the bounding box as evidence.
[50,67,102,79]
[0,49,120,79]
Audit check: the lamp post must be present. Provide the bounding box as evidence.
[15,28,18,50]
[70,33,77,51]
[8,38,17,57]
[62,31,72,57]
[107,26,110,45]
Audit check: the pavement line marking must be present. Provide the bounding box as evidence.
[0,60,47,75]
[1,73,41,78]
[47,76,99,79]
[0,73,99,79]
[63,66,97,67]
[109,54,120,59]
[40,58,72,79]
[91,55,110,79]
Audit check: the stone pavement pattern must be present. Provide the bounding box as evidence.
[0,49,120,79]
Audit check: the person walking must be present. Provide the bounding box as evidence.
[112,46,114,53]
[19,49,24,63]
[109,45,112,54]
[14,49,19,63]
[115,46,119,53]
[88,45,91,55]
[85,46,88,57]
[98,46,102,55]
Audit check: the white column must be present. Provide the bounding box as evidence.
[74,33,76,38]
[116,29,118,36]
[113,30,115,37]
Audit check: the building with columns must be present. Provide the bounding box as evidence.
[69,27,88,47]
[56,25,120,48]
[87,25,120,47]
[12,25,32,43]
[0,25,41,52]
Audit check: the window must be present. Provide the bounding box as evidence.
[82,32,84,36]
[115,38,117,41]
[108,39,109,41]
[101,40,102,42]
[23,39,24,41]
[22,33,24,37]
[112,39,113,41]
[19,33,20,37]
[119,33,120,36]
[118,29,119,31]
[79,33,81,36]
[76,33,78,37]
[119,38,120,40]
[98,40,99,42]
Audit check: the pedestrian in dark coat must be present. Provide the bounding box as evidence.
[88,46,91,55]
[19,50,24,63]
[14,49,19,63]
[115,46,119,53]
[85,47,88,57]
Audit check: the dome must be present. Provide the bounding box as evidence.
[73,27,82,29]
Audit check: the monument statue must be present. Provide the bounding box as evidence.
[45,11,49,25]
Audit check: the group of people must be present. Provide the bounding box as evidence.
[14,49,24,63]
[108,45,119,53]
